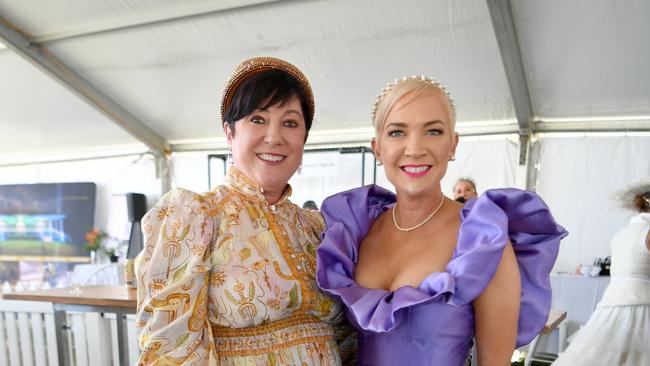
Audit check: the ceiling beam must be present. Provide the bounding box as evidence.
[486,0,534,135]
[31,0,292,43]
[0,16,169,157]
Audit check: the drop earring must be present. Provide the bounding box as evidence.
[227,148,233,166]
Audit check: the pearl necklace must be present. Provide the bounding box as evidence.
[392,195,445,232]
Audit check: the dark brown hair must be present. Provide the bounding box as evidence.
[224,70,312,138]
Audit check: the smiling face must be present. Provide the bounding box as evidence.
[224,96,306,203]
[454,180,477,201]
[372,90,458,199]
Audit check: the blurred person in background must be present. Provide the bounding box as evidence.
[553,182,650,366]
[453,177,478,204]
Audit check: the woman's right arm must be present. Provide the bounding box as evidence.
[135,189,216,365]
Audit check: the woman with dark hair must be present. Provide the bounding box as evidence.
[316,76,566,365]
[135,57,348,365]
[553,183,650,365]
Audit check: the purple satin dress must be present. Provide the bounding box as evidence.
[316,185,567,366]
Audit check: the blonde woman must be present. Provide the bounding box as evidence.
[317,76,567,365]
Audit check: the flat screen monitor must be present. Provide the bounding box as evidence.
[0,182,96,262]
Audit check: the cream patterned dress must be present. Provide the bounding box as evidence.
[135,167,346,365]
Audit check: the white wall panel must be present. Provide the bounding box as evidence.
[536,136,650,272]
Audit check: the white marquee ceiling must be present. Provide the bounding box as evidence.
[1,0,648,164]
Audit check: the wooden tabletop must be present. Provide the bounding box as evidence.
[2,285,136,308]
[541,309,567,335]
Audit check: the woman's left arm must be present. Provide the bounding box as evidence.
[473,241,521,366]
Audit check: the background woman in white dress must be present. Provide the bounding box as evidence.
[553,182,650,365]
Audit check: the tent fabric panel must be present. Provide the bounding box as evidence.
[536,135,650,273]
[513,0,650,120]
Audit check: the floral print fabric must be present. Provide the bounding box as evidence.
[135,166,343,365]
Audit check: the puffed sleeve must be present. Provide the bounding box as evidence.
[135,188,217,365]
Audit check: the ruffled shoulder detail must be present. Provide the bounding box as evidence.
[453,189,567,345]
[316,186,567,346]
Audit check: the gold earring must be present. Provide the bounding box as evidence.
[449,155,456,161]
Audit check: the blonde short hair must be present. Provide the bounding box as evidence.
[372,77,456,135]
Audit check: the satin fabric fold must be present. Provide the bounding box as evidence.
[317,185,567,365]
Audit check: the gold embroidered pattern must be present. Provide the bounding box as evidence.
[135,167,341,365]
[211,314,334,357]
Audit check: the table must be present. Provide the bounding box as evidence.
[3,285,136,366]
[550,274,610,326]
[534,274,611,354]
[524,310,568,366]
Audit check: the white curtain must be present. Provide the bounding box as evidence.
[536,136,650,273]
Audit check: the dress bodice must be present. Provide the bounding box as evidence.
[599,213,650,307]
[316,185,567,366]
[610,213,650,280]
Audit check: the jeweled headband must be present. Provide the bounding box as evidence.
[220,56,315,125]
[371,75,456,121]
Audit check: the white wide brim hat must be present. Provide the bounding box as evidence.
[616,180,650,210]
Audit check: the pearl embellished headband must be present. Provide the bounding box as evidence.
[371,75,456,121]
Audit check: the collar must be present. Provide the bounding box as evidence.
[225,166,292,205]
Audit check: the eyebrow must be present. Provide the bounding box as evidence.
[283,109,303,116]
[386,120,444,128]
[253,108,303,117]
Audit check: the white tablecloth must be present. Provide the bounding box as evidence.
[550,274,610,326]
[71,263,125,286]
[533,273,610,355]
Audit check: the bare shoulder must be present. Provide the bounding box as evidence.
[440,197,463,233]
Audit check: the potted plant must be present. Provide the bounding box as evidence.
[84,228,109,264]
[103,239,120,263]
[85,228,118,264]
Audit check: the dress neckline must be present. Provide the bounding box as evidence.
[224,166,292,206]
[359,207,459,294]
